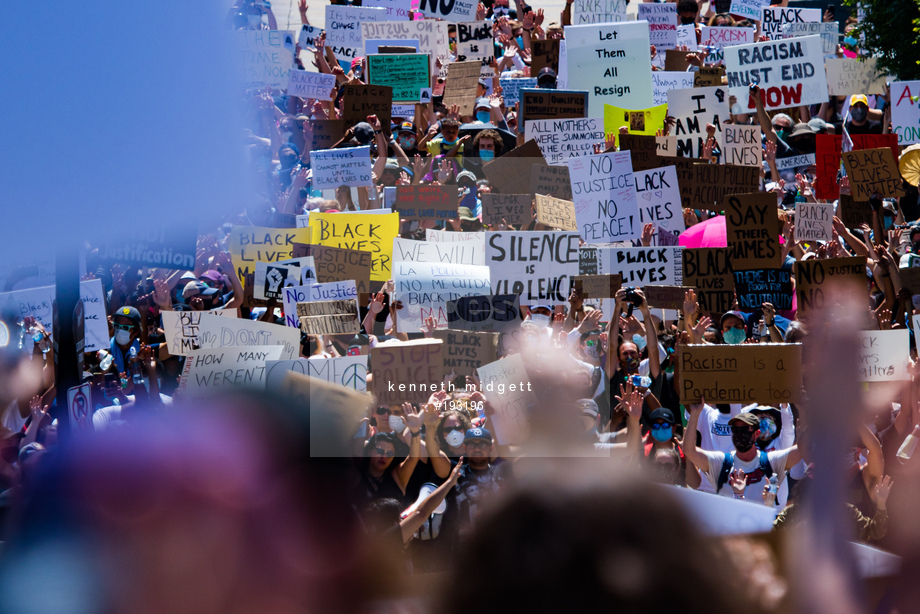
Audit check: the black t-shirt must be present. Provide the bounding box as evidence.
[833,120,883,135]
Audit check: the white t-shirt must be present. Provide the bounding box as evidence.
[694,404,740,493]
[700,448,792,508]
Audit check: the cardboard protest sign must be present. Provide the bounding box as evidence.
[761,7,821,40]
[363,0,412,20]
[825,58,887,96]
[670,484,779,536]
[282,282,358,328]
[725,193,781,270]
[312,245,372,293]
[531,39,561,74]
[342,84,392,135]
[98,227,197,272]
[687,163,761,211]
[531,164,573,200]
[476,354,536,445]
[426,228,485,243]
[161,309,238,356]
[310,211,399,281]
[602,103,668,147]
[571,0,627,24]
[729,0,762,23]
[297,299,361,335]
[371,339,445,405]
[633,166,684,242]
[481,194,531,226]
[253,261,300,300]
[310,146,373,190]
[892,81,920,145]
[446,294,521,333]
[393,261,491,330]
[520,89,588,128]
[228,226,313,288]
[325,5,387,60]
[652,71,695,106]
[482,140,547,195]
[579,246,683,286]
[456,21,494,78]
[643,285,695,310]
[196,313,299,360]
[679,343,803,404]
[362,21,449,73]
[525,117,606,166]
[664,50,692,72]
[573,274,622,298]
[668,86,729,159]
[298,24,322,49]
[485,231,580,304]
[534,194,578,231]
[238,30,294,87]
[442,60,481,115]
[694,66,726,87]
[733,268,793,310]
[431,329,499,376]
[724,35,828,111]
[842,148,906,201]
[837,195,872,230]
[0,279,108,353]
[565,21,654,115]
[857,330,910,381]
[178,346,284,398]
[499,78,538,105]
[815,133,899,200]
[794,256,867,314]
[657,135,678,158]
[682,248,734,313]
[638,3,677,50]
[287,70,336,100]
[416,0,477,20]
[393,237,484,266]
[778,157,815,176]
[795,202,834,242]
[310,119,346,152]
[265,356,369,391]
[619,134,661,171]
[394,185,459,222]
[569,151,639,243]
[723,125,762,167]
[367,53,430,102]
[782,22,838,57]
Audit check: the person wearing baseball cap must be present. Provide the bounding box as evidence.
[684,406,804,507]
[109,306,143,374]
[641,408,699,488]
[719,310,749,345]
[837,94,883,135]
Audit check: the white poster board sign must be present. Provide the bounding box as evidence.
[311,146,373,190]
[652,71,694,106]
[794,202,834,242]
[287,70,336,100]
[196,313,299,360]
[265,356,369,391]
[825,58,887,96]
[525,117,606,166]
[392,237,485,265]
[393,261,491,330]
[890,81,920,145]
[569,151,640,243]
[857,329,910,381]
[162,309,238,356]
[485,231,581,305]
[476,354,536,445]
[723,124,762,167]
[667,86,729,159]
[633,166,685,242]
[179,345,284,397]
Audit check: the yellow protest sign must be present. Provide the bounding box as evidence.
[229,226,313,286]
[603,103,668,148]
[310,212,399,281]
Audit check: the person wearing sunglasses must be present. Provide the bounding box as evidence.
[640,408,699,488]
[109,306,143,374]
[356,404,424,507]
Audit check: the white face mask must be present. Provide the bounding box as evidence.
[632,334,647,351]
[388,415,406,431]
[530,313,550,328]
[114,329,132,346]
[444,429,465,447]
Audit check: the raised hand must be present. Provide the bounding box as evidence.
[421,315,437,337]
[728,468,747,496]
[875,475,893,509]
[403,402,423,434]
[640,222,654,246]
[368,291,385,314]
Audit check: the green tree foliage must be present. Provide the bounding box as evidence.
[846,0,920,81]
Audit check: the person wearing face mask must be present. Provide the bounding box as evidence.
[640,408,700,488]
[685,408,804,508]
[720,310,749,345]
[394,121,419,157]
[473,98,493,125]
[836,94,883,135]
[109,307,143,375]
[463,130,504,179]
[273,142,301,191]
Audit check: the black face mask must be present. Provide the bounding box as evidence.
[794,138,816,154]
[680,16,696,24]
[850,106,868,122]
[732,428,756,453]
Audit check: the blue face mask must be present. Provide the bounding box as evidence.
[723,328,747,345]
[476,110,490,123]
[479,149,494,162]
[651,424,672,442]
